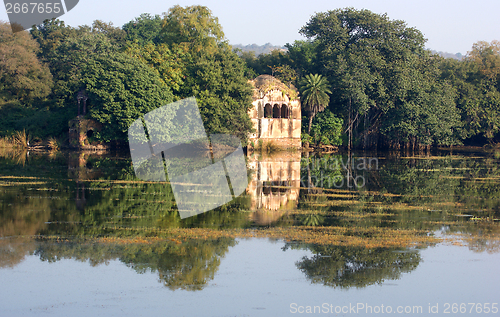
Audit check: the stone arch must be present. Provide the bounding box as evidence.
[264,103,273,118]
[273,104,281,118]
[86,129,94,138]
[281,104,289,119]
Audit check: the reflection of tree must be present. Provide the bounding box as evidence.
[34,241,119,266]
[0,154,81,265]
[0,238,37,268]
[154,238,236,291]
[64,157,251,235]
[379,155,500,217]
[443,224,500,254]
[466,236,500,254]
[313,154,500,233]
[31,237,236,291]
[289,244,421,289]
[301,153,342,190]
[0,195,51,237]
[0,192,52,267]
[300,214,324,226]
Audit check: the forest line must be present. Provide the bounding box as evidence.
[0,5,499,150]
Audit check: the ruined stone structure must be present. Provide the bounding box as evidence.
[248,75,301,149]
[68,117,106,150]
[68,89,107,150]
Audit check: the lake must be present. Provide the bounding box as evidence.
[0,148,499,316]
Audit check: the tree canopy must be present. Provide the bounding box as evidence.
[439,40,500,141]
[122,13,163,45]
[161,5,225,52]
[17,5,254,144]
[1,6,499,148]
[0,22,53,104]
[156,5,253,141]
[30,22,174,141]
[298,8,461,149]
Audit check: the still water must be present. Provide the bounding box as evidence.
[0,148,499,316]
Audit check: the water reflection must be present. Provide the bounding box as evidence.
[0,148,500,293]
[0,184,52,268]
[247,151,301,225]
[285,243,421,289]
[31,237,235,291]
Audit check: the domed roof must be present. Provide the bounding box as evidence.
[249,75,298,100]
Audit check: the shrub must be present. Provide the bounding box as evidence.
[310,110,343,146]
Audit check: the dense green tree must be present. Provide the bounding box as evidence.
[464,41,500,140]
[240,49,290,80]
[439,57,481,140]
[87,20,127,46]
[440,41,500,142]
[0,22,53,104]
[180,43,254,141]
[300,8,460,149]
[161,5,225,53]
[237,50,259,79]
[381,53,461,149]
[284,40,320,78]
[39,31,173,141]
[159,5,254,141]
[30,20,114,107]
[31,19,177,141]
[29,19,80,60]
[309,110,344,146]
[257,50,287,77]
[125,41,186,92]
[122,13,163,45]
[467,40,500,85]
[270,64,298,87]
[299,74,332,134]
[83,51,174,141]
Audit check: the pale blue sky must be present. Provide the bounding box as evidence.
[2,0,499,54]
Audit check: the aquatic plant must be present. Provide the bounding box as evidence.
[0,136,15,148]
[47,137,60,151]
[12,130,31,148]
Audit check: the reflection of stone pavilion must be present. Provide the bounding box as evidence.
[68,152,104,211]
[247,151,301,225]
[248,75,301,149]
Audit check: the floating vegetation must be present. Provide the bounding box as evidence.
[49,226,439,249]
[0,176,50,187]
[308,190,402,198]
[0,182,49,187]
[330,211,394,218]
